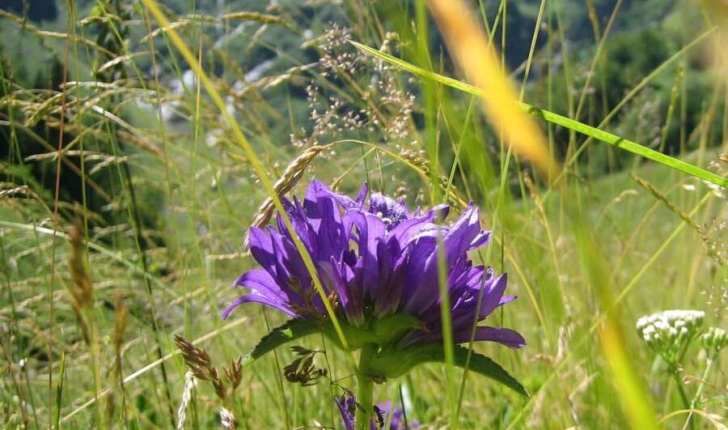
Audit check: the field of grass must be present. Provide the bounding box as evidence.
[1,0,727,429]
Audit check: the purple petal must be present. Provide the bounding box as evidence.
[478,274,508,319]
[454,326,526,349]
[373,239,406,316]
[234,268,286,300]
[426,204,450,222]
[307,180,361,210]
[248,227,276,270]
[386,403,418,429]
[443,205,482,264]
[499,295,517,306]
[400,235,439,313]
[303,181,336,219]
[314,197,348,261]
[275,207,315,257]
[355,182,369,205]
[469,230,491,250]
[347,209,387,298]
[335,396,356,430]
[222,293,295,319]
[270,232,307,286]
[400,207,484,315]
[389,216,437,244]
[318,260,348,305]
[449,264,482,300]
[319,259,365,324]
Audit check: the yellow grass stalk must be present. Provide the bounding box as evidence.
[427,0,561,183]
[600,322,660,430]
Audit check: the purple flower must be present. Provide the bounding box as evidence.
[224,180,525,351]
[384,402,417,430]
[335,395,418,430]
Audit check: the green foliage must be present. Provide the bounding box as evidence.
[369,344,528,397]
[1,0,727,428]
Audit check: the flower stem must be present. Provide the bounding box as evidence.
[355,344,376,430]
[684,355,715,430]
[670,366,694,430]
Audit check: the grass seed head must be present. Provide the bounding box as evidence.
[68,221,95,310]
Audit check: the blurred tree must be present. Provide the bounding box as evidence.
[1,0,58,22]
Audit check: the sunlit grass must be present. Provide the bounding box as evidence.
[1,0,727,429]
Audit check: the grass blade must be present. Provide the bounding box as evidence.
[351,41,728,189]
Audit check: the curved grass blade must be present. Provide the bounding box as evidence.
[351,42,728,189]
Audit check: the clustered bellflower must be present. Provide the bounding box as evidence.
[224,180,524,350]
[225,180,527,429]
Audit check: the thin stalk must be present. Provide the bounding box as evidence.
[435,230,456,427]
[86,309,106,429]
[47,1,74,421]
[262,309,291,429]
[355,344,376,430]
[683,356,716,430]
[669,366,695,430]
[54,351,66,428]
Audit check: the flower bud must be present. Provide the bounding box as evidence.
[701,327,728,354]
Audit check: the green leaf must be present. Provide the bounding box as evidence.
[351,41,728,189]
[451,346,528,397]
[242,318,325,367]
[370,344,528,397]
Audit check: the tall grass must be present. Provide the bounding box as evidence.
[1,0,727,429]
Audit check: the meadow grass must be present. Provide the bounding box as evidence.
[1,0,727,429]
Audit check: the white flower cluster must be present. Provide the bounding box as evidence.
[701,327,728,354]
[636,310,705,362]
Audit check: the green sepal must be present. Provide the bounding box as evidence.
[324,322,377,350]
[242,318,326,367]
[323,314,423,350]
[242,314,424,367]
[369,344,528,397]
[372,314,423,345]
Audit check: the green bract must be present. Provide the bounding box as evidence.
[240,316,528,397]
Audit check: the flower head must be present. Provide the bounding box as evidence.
[701,327,728,355]
[636,310,705,364]
[225,180,524,351]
